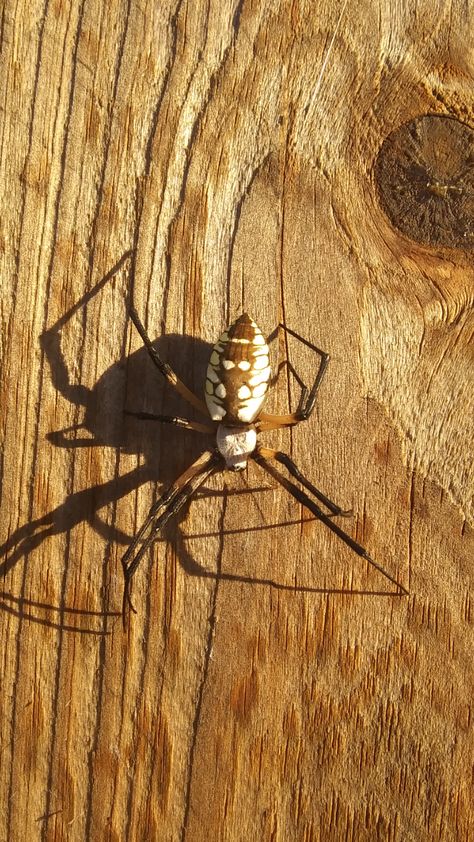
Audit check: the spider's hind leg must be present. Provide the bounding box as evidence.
[263,447,353,518]
[253,446,407,595]
[121,449,220,623]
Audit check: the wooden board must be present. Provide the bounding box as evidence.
[1,1,472,839]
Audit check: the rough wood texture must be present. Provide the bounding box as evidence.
[1,1,473,840]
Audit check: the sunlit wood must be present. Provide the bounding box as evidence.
[1,1,472,839]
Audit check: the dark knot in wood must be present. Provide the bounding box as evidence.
[374,114,474,249]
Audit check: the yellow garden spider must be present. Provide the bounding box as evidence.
[121,308,407,617]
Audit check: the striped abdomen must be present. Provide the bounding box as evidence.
[204,314,271,424]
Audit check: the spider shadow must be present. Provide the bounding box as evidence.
[163,520,397,597]
[1,255,398,629]
[0,590,119,634]
[0,254,220,627]
[160,495,402,599]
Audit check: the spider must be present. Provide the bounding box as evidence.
[122,308,407,616]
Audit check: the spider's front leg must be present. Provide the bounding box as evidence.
[121,449,221,621]
[257,323,329,431]
[129,306,209,417]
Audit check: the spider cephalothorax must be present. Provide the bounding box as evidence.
[122,307,407,618]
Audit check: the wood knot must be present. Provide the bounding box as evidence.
[374,114,474,249]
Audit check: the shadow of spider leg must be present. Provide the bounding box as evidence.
[253,446,407,595]
[258,323,330,430]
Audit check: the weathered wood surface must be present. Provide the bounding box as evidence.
[1,0,473,839]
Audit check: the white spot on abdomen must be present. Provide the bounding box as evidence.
[248,367,271,387]
[253,354,269,370]
[252,382,267,397]
[238,384,251,399]
[207,399,226,420]
[236,400,262,423]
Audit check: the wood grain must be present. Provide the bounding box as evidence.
[0,1,472,840]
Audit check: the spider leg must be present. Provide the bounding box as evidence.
[122,449,221,621]
[256,446,352,517]
[130,305,209,417]
[125,410,214,434]
[253,448,407,595]
[257,323,329,430]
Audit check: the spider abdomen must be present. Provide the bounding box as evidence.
[205,314,271,424]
